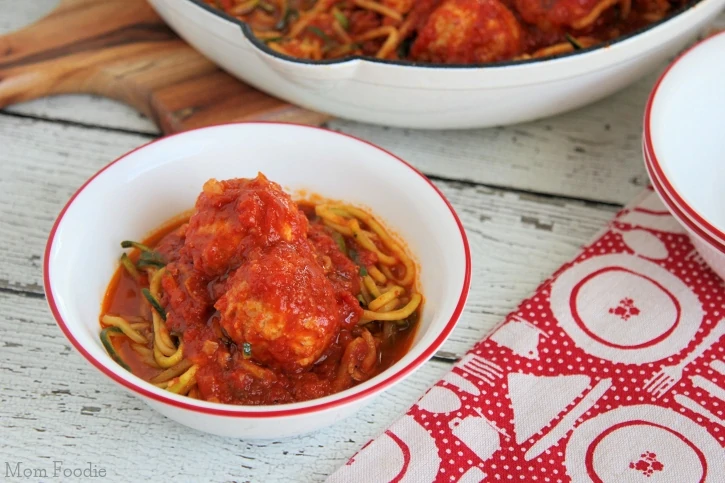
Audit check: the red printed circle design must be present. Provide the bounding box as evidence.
[570,267,681,350]
[550,253,703,364]
[585,420,707,483]
[567,405,723,483]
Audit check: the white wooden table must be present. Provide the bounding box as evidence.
[2,2,723,481]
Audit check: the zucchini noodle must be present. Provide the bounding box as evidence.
[352,0,402,21]
[363,293,422,323]
[99,241,199,397]
[367,265,387,284]
[148,268,176,357]
[205,0,683,63]
[315,202,422,326]
[317,203,417,286]
[166,365,199,394]
[570,0,620,29]
[101,315,147,344]
[368,286,404,311]
[154,341,185,368]
[363,275,382,299]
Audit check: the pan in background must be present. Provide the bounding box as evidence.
[148,0,725,128]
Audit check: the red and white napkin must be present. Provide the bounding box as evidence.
[328,189,725,483]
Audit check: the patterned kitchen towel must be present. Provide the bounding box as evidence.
[328,188,725,483]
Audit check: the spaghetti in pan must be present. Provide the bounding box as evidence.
[99,174,422,405]
[204,0,686,63]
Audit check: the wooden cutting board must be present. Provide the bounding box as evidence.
[0,0,329,134]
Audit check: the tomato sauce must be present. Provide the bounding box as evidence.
[101,175,420,405]
[206,0,688,63]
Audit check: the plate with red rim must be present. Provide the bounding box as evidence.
[643,30,725,279]
[43,122,471,438]
[644,143,725,255]
[644,144,725,280]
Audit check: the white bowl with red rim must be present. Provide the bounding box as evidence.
[643,30,725,280]
[43,122,471,438]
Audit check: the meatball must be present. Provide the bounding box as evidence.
[161,259,213,334]
[215,243,341,370]
[306,223,360,296]
[307,224,364,328]
[411,0,523,64]
[154,223,187,264]
[183,174,308,278]
[514,0,617,30]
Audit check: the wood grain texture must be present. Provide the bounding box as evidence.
[0,0,326,133]
[0,291,453,483]
[2,2,723,204]
[0,113,617,360]
[3,3,721,482]
[0,115,615,481]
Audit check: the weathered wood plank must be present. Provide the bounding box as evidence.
[328,85,652,205]
[2,73,652,204]
[4,97,159,134]
[0,291,451,483]
[0,3,682,481]
[0,114,617,358]
[0,115,153,294]
[0,0,56,31]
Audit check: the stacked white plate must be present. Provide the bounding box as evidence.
[644,31,725,280]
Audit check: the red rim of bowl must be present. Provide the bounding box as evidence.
[43,121,472,418]
[643,30,725,245]
[643,142,725,255]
